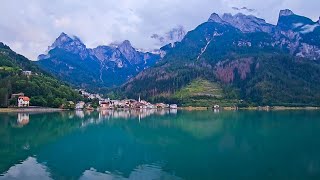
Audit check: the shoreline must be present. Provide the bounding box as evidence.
[1,106,320,113]
[179,106,320,111]
[0,107,66,113]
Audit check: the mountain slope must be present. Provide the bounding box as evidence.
[120,10,320,106]
[0,42,82,108]
[37,33,161,90]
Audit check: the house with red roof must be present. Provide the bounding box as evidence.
[18,96,30,107]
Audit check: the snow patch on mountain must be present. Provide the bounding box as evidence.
[197,40,211,61]
[300,24,319,34]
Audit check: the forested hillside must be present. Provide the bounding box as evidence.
[0,43,82,108]
[120,10,320,107]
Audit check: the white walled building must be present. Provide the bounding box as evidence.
[18,96,30,107]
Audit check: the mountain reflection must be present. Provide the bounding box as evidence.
[76,109,178,119]
[76,109,178,127]
[0,157,51,180]
[0,111,320,179]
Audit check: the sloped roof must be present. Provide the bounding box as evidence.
[18,96,30,101]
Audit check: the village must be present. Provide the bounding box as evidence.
[10,89,178,110]
[76,98,178,110]
[76,91,178,110]
[74,89,178,110]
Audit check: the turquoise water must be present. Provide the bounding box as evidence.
[0,110,320,179]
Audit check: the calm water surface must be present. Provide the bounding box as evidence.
[0,110,320,179]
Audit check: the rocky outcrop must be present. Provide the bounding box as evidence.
[279,9,295,17]
[221,13,274,33]
[204,10,320,61]
[208,13,225,24]
[47,33,89,59]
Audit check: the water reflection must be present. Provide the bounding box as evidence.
[17,113,30,127]
[213,109,220,113]
[75,109,178,121]
[0,157,51,180]
[98,109,177,120]
[1,111,320,179]
[80,164,182,180]
[75,110,85,118]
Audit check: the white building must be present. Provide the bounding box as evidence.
[170,104,178,109]
[75,101,85,109]
[18,96,30,107]
[22,71,32,76]
[213,105,220,109]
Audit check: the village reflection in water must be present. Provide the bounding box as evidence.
[12,109,178,129]
[98,109,178,120]
[79,109,178,127]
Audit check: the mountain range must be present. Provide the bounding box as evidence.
[37,33,163,89]
[119,9,320,106]
[30,9,320,106]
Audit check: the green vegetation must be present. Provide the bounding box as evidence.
[172,78,237,107]
[120,21,320,107]
[0,43,82,108]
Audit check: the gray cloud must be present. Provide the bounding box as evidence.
[151,25,186,46]
[232,7,256,13]
[0,0,319,59]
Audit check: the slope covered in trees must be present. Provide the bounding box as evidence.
[120,11,320,107]
[0,43,82,108]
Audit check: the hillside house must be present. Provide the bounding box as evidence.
[156,103,167,109]
[18,96,30,107]
[22,71,32,76]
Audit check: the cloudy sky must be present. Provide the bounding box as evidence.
[0,0,319,60]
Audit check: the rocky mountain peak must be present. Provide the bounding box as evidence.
[51,32,73,48]
[208,13,224,23]
[279,9,295,17]
[119,40,133,48]
[118,40,142,65]
[42,32,88,60]
[221,13,274,33]
[50,32,86,50]
[0,42,10,50]
[118,40,135,54]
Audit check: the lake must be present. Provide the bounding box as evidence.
[0,110,320,179]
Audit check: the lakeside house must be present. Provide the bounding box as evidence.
[156,103,167,109]
[18,96,30,107]
[99,101,110,109]
[170,104,178,109]
[76,101,85,110]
